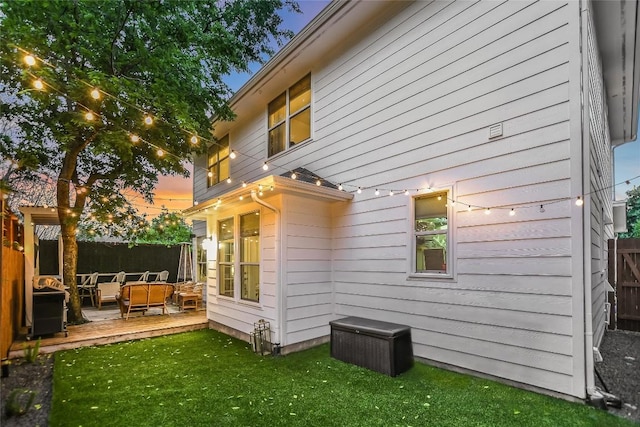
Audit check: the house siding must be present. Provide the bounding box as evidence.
[585,7,613,348]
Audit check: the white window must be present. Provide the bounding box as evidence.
[268,74,311,157]
[414,192,449,274]
[217,211,260,302]
[208,135,230,187]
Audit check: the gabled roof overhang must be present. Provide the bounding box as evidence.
[183,175,353,220]
[593,0,640,146]
[19,206,61,225]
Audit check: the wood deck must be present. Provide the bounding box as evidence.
[9,309,208,359]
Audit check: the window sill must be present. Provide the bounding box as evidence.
[268,137,312,160]
[216,294,262,309]
[407,273,454,281]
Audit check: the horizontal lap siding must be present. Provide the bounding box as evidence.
[284,196,334,344]
[316,1,577,396]
[586,11,612,348]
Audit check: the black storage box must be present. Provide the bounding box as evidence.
[32,290,66,338]
[330,316,413,376]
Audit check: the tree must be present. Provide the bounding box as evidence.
[133,209,193,246]
[0,0,298,322]
[620,186,640,238]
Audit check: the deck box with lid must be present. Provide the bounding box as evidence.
[330,316,413,377]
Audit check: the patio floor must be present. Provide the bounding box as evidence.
[9,303,208,359]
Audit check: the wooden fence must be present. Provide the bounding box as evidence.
[1,201,25,359]
[608,238,640,332]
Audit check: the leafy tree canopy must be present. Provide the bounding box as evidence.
[620,186,640,238]
[0,0,299,322]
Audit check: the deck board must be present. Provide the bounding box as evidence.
[9,309,208,359]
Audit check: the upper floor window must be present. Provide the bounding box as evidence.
[268,74,311,157]
[414,192,449,275]
[208,135,229,187]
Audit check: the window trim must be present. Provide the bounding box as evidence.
[409,189,454,279]
[267,73,312,157]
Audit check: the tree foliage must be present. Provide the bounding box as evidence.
[0,0,299,322]
[134,209,193,246]
[620,186,640,238]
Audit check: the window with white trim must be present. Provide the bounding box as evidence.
[414,192,449,274]
[208,135,230,187]
[268,74,311,157]
[217,211,260,302]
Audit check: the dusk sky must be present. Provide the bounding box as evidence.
[148,0,640,215]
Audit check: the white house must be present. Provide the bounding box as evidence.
[184,0,640,401]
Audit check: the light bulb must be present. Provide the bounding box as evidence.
[404,190,409,196]
[130,134,140,143]
[338,184,343,191]
[357,187,362,194]
[539,205,545,213]
[242,181,247,188]
[226,177,232,184]
[90,88,100,99]
[291,172,297,180]
[24,54,36,66]
[575,196,584,206]
[33,79,44,90]
[144,115,153,125]
[207,171,213,177]
[509,209,516,216]
[229,150,236,159]
[437,195,442,201]
[239,195,244,201]
[375,189,380,196]
[190,135,198,144]
[157,148,164,157]
[485,208,491,215]
[85,111,95,121]
[316,179,321,186]
[262,162,269,171]
[389,190,394,196]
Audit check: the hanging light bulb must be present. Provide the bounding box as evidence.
[229,150,237,159]
[437,195,442,201]
[242,181,247,188]
[575,196,584,206]
[404,189,409,196]
[207,171,213,178]
[217,198,222,205]
[85,111,95,121]
[130,134,140,143]
[190,135,198,144]
[226,177,232,184]
[33,79,44,90]
[144,114,153,125]
[262,162,269,171]
[357,187,362,194]
[316,179,322,186]
[239,195,244,201]
[90,88,101,99]
[291,172,297,180]
[338,183,343,191]
[389,190,394,196]
[24,54,36,66]
[157,148,164,157]
[509,208,516,216]
[485,208,491,215]
[375,189,380,196]
[270,186,274,191]
[539,204,545,213]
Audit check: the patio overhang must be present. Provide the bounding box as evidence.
[182,175,353,220]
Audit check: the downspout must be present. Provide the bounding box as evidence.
[250,191,284,347]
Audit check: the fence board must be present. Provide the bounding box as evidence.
[609,238,640,332]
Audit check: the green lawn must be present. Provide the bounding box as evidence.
[50,329,634,426]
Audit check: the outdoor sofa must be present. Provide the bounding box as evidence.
[116,281,175,320]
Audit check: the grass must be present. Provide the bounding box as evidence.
[50,329,635,427]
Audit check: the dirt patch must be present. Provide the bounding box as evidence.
[0,355,53,427]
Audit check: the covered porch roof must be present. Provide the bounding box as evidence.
[183,174,353,220]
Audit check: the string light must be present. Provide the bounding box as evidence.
[485,208,491,215]
[24,54,36,66]
[291,172,297,180]
[207,171,213,178]
[375,189,380,196]
[130,134,140,143]
[144,114,153,125]
[156,148,164,157]
[226,177,232,184]
[316,179,321,186]
[85,111,95,121]
[229,150,237,159]
[539,205,545,213]
[404,189,409,196]
[262,162,269,171]
[242,181,247,188]
[467,205,472,212]
[389,190,394,196]
[190,135,198,144]
[33,79,44,90]
[338,183,343,191]
[509,208,516,216]
[575,196,584,206]
[90,88,100,100]
[239,195,244,200]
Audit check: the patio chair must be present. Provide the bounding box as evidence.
[138,271,150,282]
[156,270,169,282]
[78,272,98,306]
[96,282,121,310]
[112,271,126,284]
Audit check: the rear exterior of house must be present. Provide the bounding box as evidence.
[185,0,640,400]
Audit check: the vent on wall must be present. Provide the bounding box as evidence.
[488,123,503,139]
[612,202,627,233]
